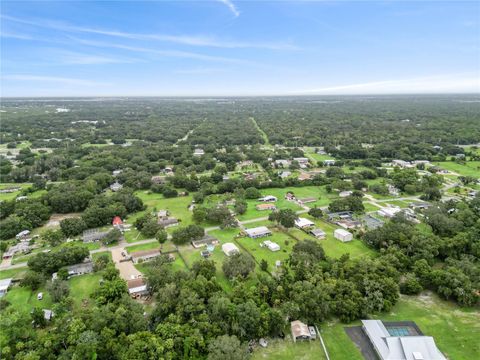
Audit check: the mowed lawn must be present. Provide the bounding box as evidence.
[287,216,376,260]
[237,186,336,222]
[3,284,53,314]
[69,273,103,309]
[253,294,479,360]
[252,338,327,360]
[125,241,159,253]
[178,227,241,290]
[433,161,480,178]
[0,267,28,280]
[236,229,294,269]
[0,182,32,201]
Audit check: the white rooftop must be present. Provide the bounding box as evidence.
[245,226,272,237]
[295,217,315,228]
[0,278,12,292]
[362,320,446,360]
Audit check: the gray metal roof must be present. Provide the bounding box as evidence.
[362,320,446,360]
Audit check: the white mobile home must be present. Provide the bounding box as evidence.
[334,229,353,242]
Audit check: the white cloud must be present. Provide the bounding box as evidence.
[217,0,240,17]
[0,31,33,40]
[71,38,258,65]
[297,74,480,95]
[55,50,139,65]
[2,14,297,50]
[2,74,109,86]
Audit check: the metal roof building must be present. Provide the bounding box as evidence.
[244,226,272,238]
[362,320,446,360]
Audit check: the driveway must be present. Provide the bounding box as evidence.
[111,247,142,281]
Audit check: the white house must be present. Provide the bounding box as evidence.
[222,243,239,256]
[378,206,402,218]
[245,226,272,238]
[361,320,446,360]
[263,240,280,252]
[323,159,336,166]
[0,278,12,297]
[295,217,315,229]
[339,191,353,198]
[193,148,205,156]
[110,182,123,192]
[334,229,353,242]
[16,230,30,240]
[258,195,277,202]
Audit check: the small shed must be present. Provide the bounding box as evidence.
[291,320,311,342]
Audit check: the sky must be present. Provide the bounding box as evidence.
[1,0,479,97]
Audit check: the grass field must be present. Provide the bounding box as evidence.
[0,267,28,280]
[125,241,159,253]
[252,293,479,360]
[3,284,53,314]
[0,182,32,201]
[237,186,336,222]
[69,273,102,309]
[252,338,327,360]
[433,161,480,178]
[91,251,112,261]
[178,227,241,290]
[236,229,294,269]
[288,216,376,260]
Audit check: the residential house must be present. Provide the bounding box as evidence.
[16,230,30,240]
[262,240,280,252]
[67,261,94,277]
[112,216,123,229]
[131,249,161,264]
[0,278,13,297]
[336,219,362,230]
[323,159,336,166]
[285,192,296,201]
[279,170,291,179]
[291,320,312,342]
[2,242,30,259]
[193,148,205,156]
[378,206,402,218]
[110,182,123,192]
[274,159,291,167]
[258,195,277,202]
[222,243,240,256]
[127,278,149,297]
[83,229,110,243]
[295,217,315,229]
[245,226,272,239]
[293,157,310,168]
[298,197,316,205]
[191,235,220,249]
[158,217,179,228]
[339,191,353,198]
[256,203,277,211]
[334,229,353,242]
[112,169,123,177]
[392,160,414,168]
[361,320,446,360]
